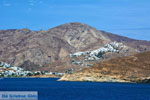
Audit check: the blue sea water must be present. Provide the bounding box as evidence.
[0,78,150,100]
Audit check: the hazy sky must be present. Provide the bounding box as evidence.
[0,0,150,40]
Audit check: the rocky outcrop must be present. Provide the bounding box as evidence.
[59,51,150,83]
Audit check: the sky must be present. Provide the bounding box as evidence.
[0,0,150,40]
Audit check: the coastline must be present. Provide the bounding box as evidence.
[1,76,150,84]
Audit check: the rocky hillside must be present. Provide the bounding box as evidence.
[0,22,150,72]
[40,41,134,72]
[59,51,150,83]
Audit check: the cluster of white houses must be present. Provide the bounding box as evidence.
[70,42,124,60]
[0,62,65,77]
[0,62,32,77]
[69,42,125,66]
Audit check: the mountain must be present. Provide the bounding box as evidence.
[0,22,150,72]
[59,51,150,83]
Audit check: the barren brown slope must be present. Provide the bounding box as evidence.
[0,22,150,71]
[60,51,150,82]
[103,32,150,52]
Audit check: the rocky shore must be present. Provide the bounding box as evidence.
[59,73,150,83]
[59,51,150,83]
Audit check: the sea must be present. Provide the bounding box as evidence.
[0,78,150,100]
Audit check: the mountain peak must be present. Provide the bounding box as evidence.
[52,22,94,31]
[61,22,87,26]
[47,22,111,50]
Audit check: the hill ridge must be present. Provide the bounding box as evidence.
[0,22,150,72]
